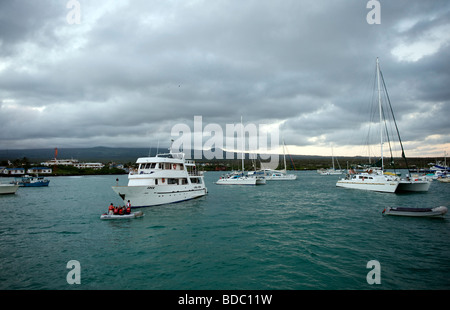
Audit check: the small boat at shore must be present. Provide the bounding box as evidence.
[100,211,144,220]
[382,206,447,218]
[12,175,50,187]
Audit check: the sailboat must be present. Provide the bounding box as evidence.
[317,147,344,175]
[337,58,431,192]
[336,58,400,193]
[397,175,431,191]
[378,64,430,192]
[430,151,450,173]
[216,117,264,185]
[255,140,297,180]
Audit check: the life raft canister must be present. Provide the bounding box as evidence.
[162,178,165,182]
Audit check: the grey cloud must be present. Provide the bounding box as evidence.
[0,0,449,156]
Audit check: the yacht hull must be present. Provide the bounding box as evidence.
[112,185,207,208]
[397,180,431,192]
[0,184,19,195]
[215,177,257,185]
[336,180,399,193]
[383,206,447,217]
[269,174,297,180]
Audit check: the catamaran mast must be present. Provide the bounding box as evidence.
[332,146,335,170]
[241,116,245,175]
[377,57,384,172]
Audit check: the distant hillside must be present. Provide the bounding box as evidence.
[0,146,341,163]
[0,146,437,170]
[0,147,153,163]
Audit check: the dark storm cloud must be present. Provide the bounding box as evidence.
[0,0,449,156]
[0,1,65,58]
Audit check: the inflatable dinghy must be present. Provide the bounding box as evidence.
[383,206,447,218]
[100,211,144,220]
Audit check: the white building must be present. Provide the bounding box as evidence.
[73,162,104,170]
[40,158,104,170]
[27,167,53,174]
[2,167,25,175]
[41,159,79,166]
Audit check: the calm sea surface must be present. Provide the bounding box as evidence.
[0,171,449,290]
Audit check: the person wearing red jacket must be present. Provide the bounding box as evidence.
[108,203,114,215]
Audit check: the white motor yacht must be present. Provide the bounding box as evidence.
[112,143,207,207]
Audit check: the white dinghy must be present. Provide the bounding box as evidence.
[100,211,144,220]
[382,206,447,218]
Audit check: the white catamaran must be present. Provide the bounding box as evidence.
[317,147,343,175]
[337,58,430,192]
[112,141,207,207]
[336,58,400,193]
[216,117,265,185]
[250,140,297,180]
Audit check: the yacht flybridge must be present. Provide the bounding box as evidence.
[112,142,207,207]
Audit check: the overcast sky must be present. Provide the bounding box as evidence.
[1,0,449,158]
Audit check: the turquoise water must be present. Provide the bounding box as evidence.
[0,171,449,290]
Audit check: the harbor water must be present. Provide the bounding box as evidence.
[1,171,449,290]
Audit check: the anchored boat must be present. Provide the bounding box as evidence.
[337,58,430,193]
[258,140,297,181]
[13,175,50,187]
[216,172,260,185]
[337,170,399,193]
[112,140,207,208]
[382,206,447,218]
[216,116,266,185]
[437,177,450,183]
[100,211,144,220]
[0,183,19,195]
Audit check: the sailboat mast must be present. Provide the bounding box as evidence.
[241,116,245,174]
[332,146,335,170]
[377,57,384,171]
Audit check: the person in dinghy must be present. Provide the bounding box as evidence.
[100,205,143,220]
[108,203,114,215]
[125,200,132,214]
[105,203,132,216]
